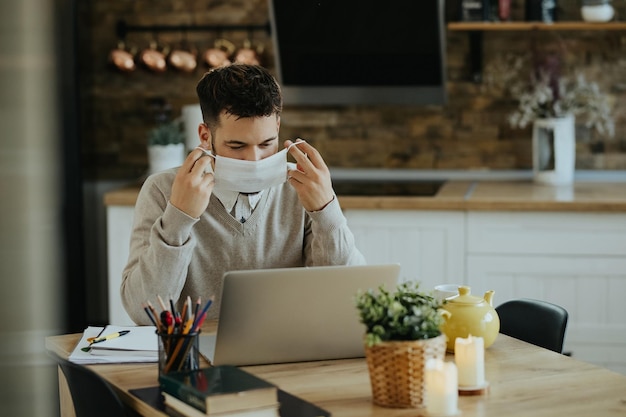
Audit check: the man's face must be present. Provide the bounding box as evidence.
[200,111,280,161]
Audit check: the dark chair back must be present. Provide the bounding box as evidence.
[495,298,568,353]
[57,358,140,417]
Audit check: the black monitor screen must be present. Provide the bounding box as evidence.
[269,0,446,105]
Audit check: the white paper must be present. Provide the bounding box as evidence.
[68,325,158,364]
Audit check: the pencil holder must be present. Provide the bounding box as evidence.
[157,331,200,376]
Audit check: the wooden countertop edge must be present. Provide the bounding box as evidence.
[464,201,626,212]
[337,196,468,210]
[339,199,626,211]
[103,181,626,212]
[103,186,140,206]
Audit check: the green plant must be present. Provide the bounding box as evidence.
[355,282,445,347]
[147,120,185,146]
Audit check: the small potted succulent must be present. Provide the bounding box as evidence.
[355,282,447,409]
[147,119,186,175]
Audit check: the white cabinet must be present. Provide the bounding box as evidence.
[344,210,466,291]
[106,205,135,325]
[466,211,626,374]
[466,211,626,256]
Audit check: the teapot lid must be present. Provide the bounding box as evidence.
[447,286,483,305]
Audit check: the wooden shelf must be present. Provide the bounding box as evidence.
[448,21,626,31]
[448,21,626,82]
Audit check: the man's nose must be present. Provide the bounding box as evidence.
[243,147,263,161]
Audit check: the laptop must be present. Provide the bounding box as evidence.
[199,264,401,366]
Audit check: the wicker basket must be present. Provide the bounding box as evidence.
[364,334,447,408]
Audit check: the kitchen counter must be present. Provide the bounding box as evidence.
[104,180,626,212]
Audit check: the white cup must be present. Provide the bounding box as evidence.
[434,284,461,301]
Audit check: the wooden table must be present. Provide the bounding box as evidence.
[46,331,626,417]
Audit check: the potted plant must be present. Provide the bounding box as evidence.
[484,52,614,185]
[484,52,614,136]
[355,282,447,409]
[147,119,186,175]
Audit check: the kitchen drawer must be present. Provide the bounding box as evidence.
[467,211,626,256]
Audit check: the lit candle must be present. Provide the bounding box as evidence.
[424,359,458,416]
[455,334,485,387]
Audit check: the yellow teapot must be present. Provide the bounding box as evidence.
[440,286,500,352]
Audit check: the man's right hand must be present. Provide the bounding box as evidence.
[170,148,215,218]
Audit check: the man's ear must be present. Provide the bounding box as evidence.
[198,123,212,150]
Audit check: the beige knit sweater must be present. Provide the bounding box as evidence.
[121,168,366,324]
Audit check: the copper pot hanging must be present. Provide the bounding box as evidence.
[233,39,263,66]
[109,41,136,72]
[139,40,168,73]
[169,49,197,72]
[168,33,198,73]
[204,38,235,68]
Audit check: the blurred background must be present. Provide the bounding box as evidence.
[0,0,70,415]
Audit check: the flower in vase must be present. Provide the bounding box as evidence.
[484,53,615,138]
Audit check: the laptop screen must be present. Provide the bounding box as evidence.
[200,264,401,366]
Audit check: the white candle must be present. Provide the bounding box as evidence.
[455,334,485,387]
[424,359,458,416]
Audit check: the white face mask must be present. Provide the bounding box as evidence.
[197,142,299,193]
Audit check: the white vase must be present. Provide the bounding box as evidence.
[181,104,203,152]
[532,114,575,185]
[148,143,185,174]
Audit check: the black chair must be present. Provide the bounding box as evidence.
[495,298,569,354]
[56,358,140,417]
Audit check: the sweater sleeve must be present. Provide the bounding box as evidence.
[305,196,367,266]
[120,173,198,324]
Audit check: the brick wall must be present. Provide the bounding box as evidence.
[77,0,626,180]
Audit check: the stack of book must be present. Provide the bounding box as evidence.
[159,365,279,417]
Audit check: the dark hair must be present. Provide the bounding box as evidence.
[196,64,283,131]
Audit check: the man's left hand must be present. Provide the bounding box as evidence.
[285,139,335,212]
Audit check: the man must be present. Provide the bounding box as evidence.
[121,64,365,324]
